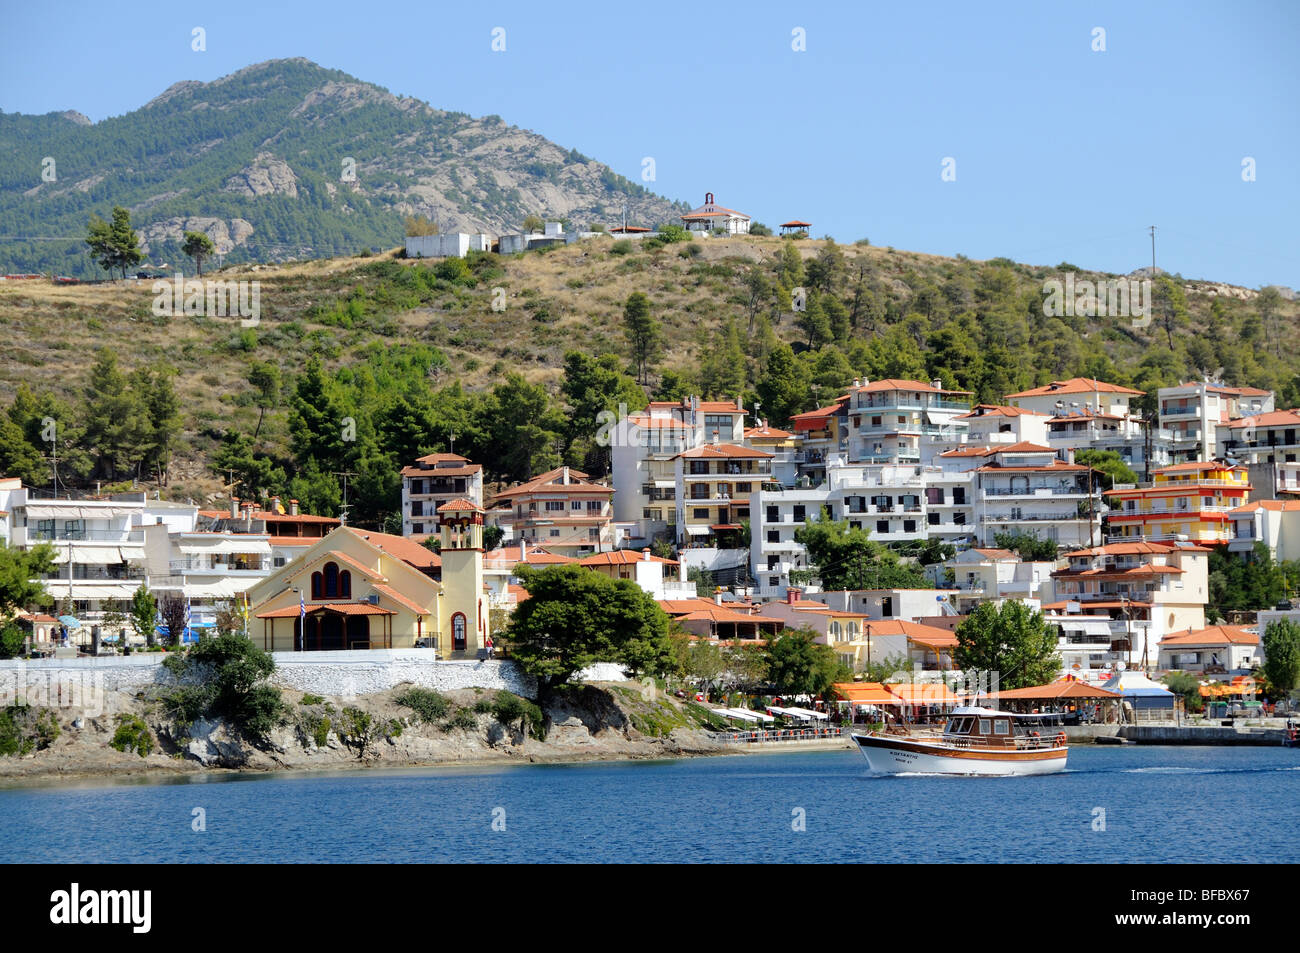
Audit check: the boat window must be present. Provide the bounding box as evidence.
[978,719,991,735]
[994,719,1010,735]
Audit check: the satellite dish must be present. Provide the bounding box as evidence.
[1116,661,1127,672]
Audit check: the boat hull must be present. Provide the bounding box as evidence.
[852,733,1067,776]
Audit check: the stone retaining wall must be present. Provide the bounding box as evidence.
[0,651,631,704]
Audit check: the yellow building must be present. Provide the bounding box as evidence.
[1105,461,1251,545]
[247,512,488,658]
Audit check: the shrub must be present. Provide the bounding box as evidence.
[0,705,60,756]
[110,714,153,757]
[491,691,546,740]
[301,693,325,706]
[395,687,451,723]
[157,633,284,742]
[445,708,478,731]
[609,240,633,256]
[297,709,331,748]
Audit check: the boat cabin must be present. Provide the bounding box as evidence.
[942,707,1064,748]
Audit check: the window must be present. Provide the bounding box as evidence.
[411,479,424,494]
[549,529,560,537]
[571,501,584,510]
[545,501,565,512]
[339,570,351,599]
[766,505,779,523]
[953,488,966,505]
[690,460,709,475]
[876,520,889,534]
[411,501,423,517]
[736,482,751,493]
[993,719,1010,735]
[587,500,602,511]
[978,719,991,735]
[412,523,423,535]
[767,530,780,543]
[903,520,916,533]
[927,512,939,525]
[871,416,881,427]
[793,505,806,522]
[693,508,709,520]
[643,508,652,520]
[704,414,734,442]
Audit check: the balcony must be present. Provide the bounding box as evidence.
[983,485,1089,497]
[29,528,144,543]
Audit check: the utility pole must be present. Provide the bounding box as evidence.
[1149,225,1157,276]
[335,470,356,526]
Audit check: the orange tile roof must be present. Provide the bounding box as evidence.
[679,607,779,625]
[483,546,577,566]
[1230,500,1300,513]
[579,549,678,567]
[855,378,972,395]
[256,602,395,618]
[491,467,613,501]
[658,597,727,614]
[435,498,484,513]
[676,443,773,459]
[956,404,1049,419]
[400,464,482,478]
[1159,625,1258,646]
[988,681,1122,700]
[350,529,441,569]
[1155,461,1247,473]
[971,548,1018,560]
[746,423,794,439]
[857,618,960,649]
[370,583,432,615]
[1224,409,1300,429]
[1005,378,1144,398]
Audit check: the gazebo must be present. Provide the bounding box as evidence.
[979,680,1124,724]
[779,220,812,236]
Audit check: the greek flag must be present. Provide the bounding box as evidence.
[184,599,193,643]
[299,590,306,650]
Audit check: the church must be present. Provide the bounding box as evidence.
[246,499,488,657]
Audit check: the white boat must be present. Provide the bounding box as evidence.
[852,706,1068,776]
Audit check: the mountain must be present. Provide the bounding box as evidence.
[0,58,688,277]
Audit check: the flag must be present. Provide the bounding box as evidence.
[184,598,193,643]
[299,590,306,650]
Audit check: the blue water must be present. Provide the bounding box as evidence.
[2,746,1297,863]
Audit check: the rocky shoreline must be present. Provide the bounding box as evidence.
[0,682,765,787]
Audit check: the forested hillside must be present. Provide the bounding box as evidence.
[0,58,684,278]
[1,231,1296,532]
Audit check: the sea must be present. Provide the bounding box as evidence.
[2,745,1296,863]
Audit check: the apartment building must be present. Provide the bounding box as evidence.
[1044,540,1209,678]
[1227,500,1300,560]
[1157,381,1274,463]
[1105,461,1251,545]
[1044,407,1172,472]
[788,396,850,486]
[970,443,1102,549]
[400,453,483,536]
[1218,408,1300,465]
[611,397,747,543]
[674,443,773,546]
[1005,377,1145,418]
[935,547,1056,614]
[491,466,615,557]
[1157,624,1262,674]
[843,378,972,465]
[577,548,697,600]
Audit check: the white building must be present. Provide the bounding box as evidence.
[680,192,750,235]
[968,443,1103,549]
[400,453,483,537]
[1157,381,1274,464]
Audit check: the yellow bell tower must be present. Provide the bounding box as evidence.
[436,499,487,657]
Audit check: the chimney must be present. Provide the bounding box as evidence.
[712,430,720,446]
[520,539,527,561]
[714,590,723,606]
[270,495,281,514]
[230,497,239,519]
[786,586,801,604]
[289,499,299,516]
[930,380,943,390]
[853,378,861,388]
[735,396,743,410]
[562,466,570,485]
[642,548,651,561]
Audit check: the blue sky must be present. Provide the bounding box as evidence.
[2,0,1296,288]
